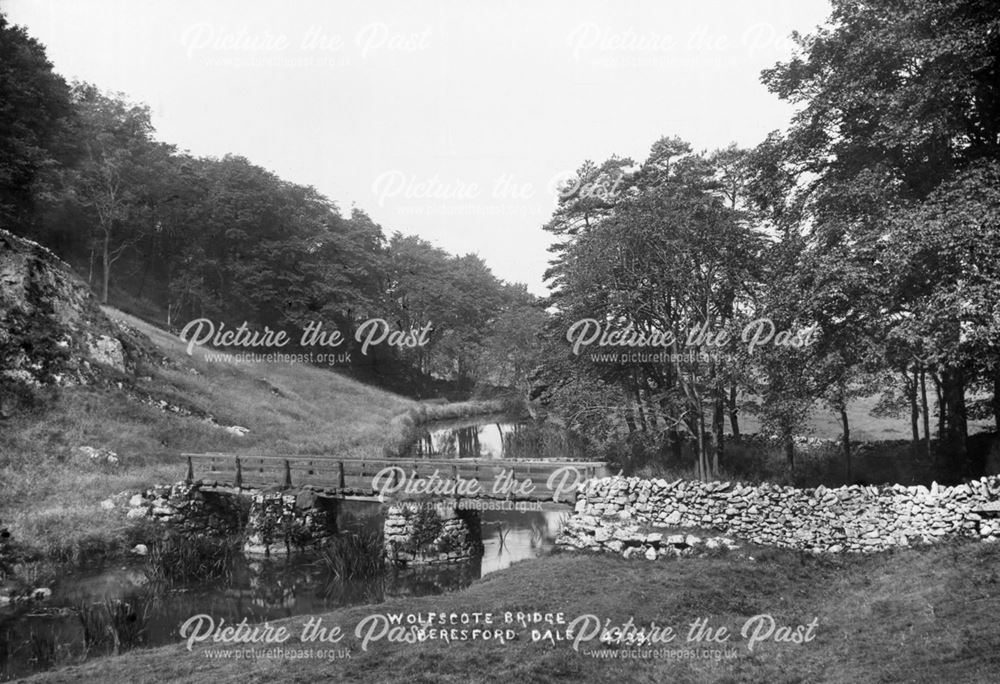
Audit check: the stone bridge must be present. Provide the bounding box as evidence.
[159,453,608,563]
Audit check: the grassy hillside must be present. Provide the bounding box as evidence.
[0,308,416,563]
[24,540,1000,683]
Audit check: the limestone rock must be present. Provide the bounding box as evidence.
[0,229,154,401]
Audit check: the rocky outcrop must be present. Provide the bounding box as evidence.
[560,475,1000,555]
[0,229,154,411]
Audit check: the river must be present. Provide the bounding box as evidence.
[0,415,576,681]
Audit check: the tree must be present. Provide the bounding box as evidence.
[65,83,168,303]
[0,12,74,227]
[385,234,508,384]
[540,137,767,479]
[473,284,547,391]
[760,0,1000,475]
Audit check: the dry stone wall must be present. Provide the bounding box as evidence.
[559,475,1000,555]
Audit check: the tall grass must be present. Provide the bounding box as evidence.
[77,597,152,656]
[25,628,58,669]
[142,532,240,585]
[318,532,385,581]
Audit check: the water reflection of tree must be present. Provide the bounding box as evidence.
[412,426,483,457]
[502,422,586,460]
[410,420,587,460]
[384,560,480,597]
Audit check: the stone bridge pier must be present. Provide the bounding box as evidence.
[130,482,487,563]
[242,489,340,556]
[383,499,484,565]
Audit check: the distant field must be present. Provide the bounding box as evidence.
[733,393,994,442]
[0,307,416,562]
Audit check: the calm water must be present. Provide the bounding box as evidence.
[1,468,571,680]
[408,414,586,460]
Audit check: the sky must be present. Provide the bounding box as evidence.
[3,0,832,295]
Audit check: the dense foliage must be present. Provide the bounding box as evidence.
[534,0,1000,479]
[0,12,541,396]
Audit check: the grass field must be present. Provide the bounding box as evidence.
[0,308,416,563]
[22,540,1000,683]
[731,393,994,443]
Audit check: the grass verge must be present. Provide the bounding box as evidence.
[20,539,1000,683]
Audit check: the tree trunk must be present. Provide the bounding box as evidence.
[695,411,707,481]
[784,434,795,478]
[728,383,740,440]
[920,366,931,458]
[712,394,724,476]
[101,232,111,304]
[906,370,919,446]
[634,389,648,432]
[993,370,1000,434]
[645,393,659,431]
[624,407,637,434]
[940,366,969,475]
[840,404,852,483]
[934,373,947,442]
[668,428,682,462]
[88,242,95,288]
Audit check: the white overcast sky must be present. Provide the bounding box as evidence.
[4,0,831,295]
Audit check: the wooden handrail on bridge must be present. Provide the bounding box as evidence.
[180,452,609,502]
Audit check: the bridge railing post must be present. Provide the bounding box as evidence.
[283,459,292,489]
[235,457,243,488]
[185,455,194,484]
[338,461,345,490]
